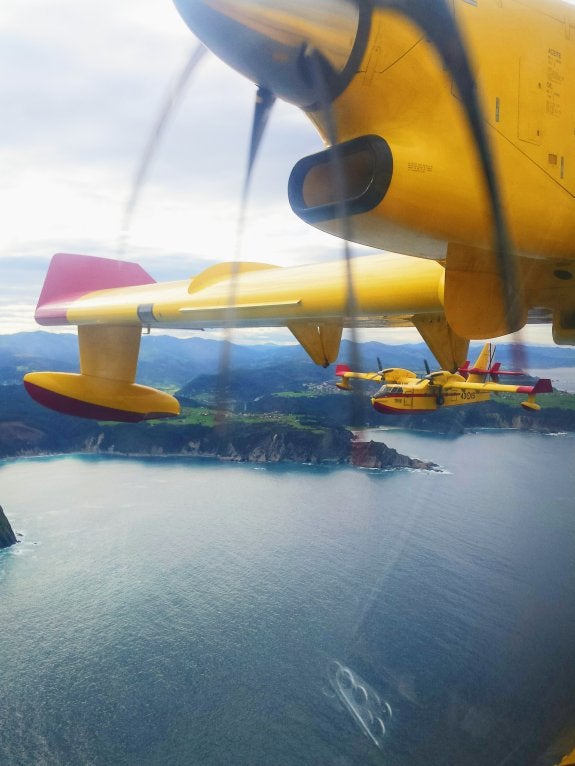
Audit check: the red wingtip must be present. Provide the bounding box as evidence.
[335,364,351,377]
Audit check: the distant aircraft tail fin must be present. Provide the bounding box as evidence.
[489,361,501,382]
[35,253,156,325]
[467,343,493,383]
[458,360,470,378]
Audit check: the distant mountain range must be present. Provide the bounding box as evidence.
[0,331,573,389]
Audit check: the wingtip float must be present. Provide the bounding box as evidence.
[23,372,180,423]
[336,344,553,415]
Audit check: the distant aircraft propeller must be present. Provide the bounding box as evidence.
[424,359,431,376]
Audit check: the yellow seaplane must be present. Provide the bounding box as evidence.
[23,0,575,423]
[336,343,553,413]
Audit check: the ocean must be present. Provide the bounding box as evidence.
[1,430,574,765]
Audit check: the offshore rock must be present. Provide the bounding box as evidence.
[0,505,17,549]
[351,439,437,470]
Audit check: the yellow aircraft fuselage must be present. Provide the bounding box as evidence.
[371,375,491,414]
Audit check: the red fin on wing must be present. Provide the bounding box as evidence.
[531,378,553,394]
[36,253,156,324]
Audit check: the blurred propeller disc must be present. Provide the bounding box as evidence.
[301,46,366,429]
[117,43,206,257]
[215,86,276,424]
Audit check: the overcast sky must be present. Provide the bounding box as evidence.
[0,0,558,347]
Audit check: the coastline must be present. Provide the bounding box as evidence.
[1,437,439,472]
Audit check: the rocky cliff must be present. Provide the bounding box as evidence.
[0,505,17,549]
[84,421,438,470]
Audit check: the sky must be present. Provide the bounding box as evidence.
[0,0,560,347]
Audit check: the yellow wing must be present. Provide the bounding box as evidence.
[447,377,553,411]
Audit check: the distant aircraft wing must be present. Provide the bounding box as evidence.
[448,379,553,395]
[335,366,383,390]
[335,365,417,390]
[448,377,553,411]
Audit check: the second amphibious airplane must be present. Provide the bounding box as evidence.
[335,344,553,413]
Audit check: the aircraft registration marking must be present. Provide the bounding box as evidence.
[407,162,433,173]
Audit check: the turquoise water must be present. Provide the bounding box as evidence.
[1,430,574,765]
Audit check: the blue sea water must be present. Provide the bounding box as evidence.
[0,430,574,765]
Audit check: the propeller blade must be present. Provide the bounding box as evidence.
[216,85,277,423]
[117,43,206,257]
[424,359,431,376]
[244,87,276,202]
[300,46,366,428]
[377,356,383,372]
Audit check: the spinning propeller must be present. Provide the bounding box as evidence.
[117,43,206,258]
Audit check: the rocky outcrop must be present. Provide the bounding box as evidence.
[0,505,17,549]
[90,421,438,470]
[351,439,437,470]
